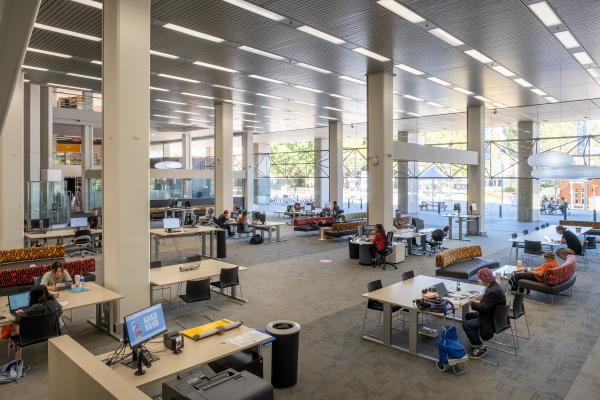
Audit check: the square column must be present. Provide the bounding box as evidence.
[367,72,394,231]
[467,106,486,233]
[518,121,537,221]
[242,131,254,210]
[254,142,270,204]
[81,125,94,213]
[24,83,41,182]
[182,133,192,198]
[313,138,329,208]
[0,73,24,248]
[103,0,150,319]
[329,121,343,206]
[215,102,233,212]
[40,85,53,171]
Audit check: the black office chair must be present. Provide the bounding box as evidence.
[14,310,61,364]
[509,233,524,260]
[150,260,171,302]
[522,229,529,235]
[523,240,543,266]
[185,254,203,263]
[534,226,540,231]
[374,232,396,270]
[210,267,243,302]
[236,222,254,238]
[150,260,162,269]
[481,305,518,366]
[69,229,95,257]
[425,229,445,256]
[584,236,599,262]
[176,278,213,327]
[508,293,530,343]
[401,270,414,281]
[361,280,401,337]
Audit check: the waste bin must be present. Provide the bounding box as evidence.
[216,230,227,258]
[265,320,300,388]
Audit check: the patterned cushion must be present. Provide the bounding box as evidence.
[0,258,95,288]
[543,255,576,286]
[293,216,335,226]
[331,221,366,232]
[0,245,65,264]
[435,246,483,269]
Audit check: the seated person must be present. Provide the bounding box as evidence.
[40,262,72,287]
[555,225,582,259]
[392,210,406,229]
[331,201,342,217]
[237,210,249,224]
[368,224,387,265]
[87,208,100,228]
[216,210,235,237]
[509,251,558,292]
[462,268,506,359]
[292,202,303,212]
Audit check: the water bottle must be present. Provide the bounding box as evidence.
[80,275,85,288]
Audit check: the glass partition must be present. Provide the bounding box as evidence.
[24,181,70,230]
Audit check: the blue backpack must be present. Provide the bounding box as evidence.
[437,324,468,374]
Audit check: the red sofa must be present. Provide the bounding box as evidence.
[0,258,96,289]
[293,216,335,233]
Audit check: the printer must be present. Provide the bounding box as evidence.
[162,368,273,400]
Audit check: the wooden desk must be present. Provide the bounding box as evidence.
[508,224,591,263]
[0,283,123,336]
[150,226,220,260]
[98,325,271,388]
[24,228,103,247]
[150,259,248,302]
[249,221,285,243]
[362,275,484,360]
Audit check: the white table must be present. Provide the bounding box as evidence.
[444,213,481,240]
[393,228,433,255]
[508,224,592,263]
[150,226,220,260]
[24,228,103,247]
[249,221,285,243]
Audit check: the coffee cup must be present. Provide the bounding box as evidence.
[74,275,81,287]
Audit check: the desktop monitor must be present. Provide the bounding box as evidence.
[362,225,375,235]
[8,292,30,313]
[124,303,167,349]
[163,218,180,230]
[453,203,461,213]
[71,217,88,229]
[175,200,183,208]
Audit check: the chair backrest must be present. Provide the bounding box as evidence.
[75,229,92,238]
[522,229,529,235]
[585,236,597,249]
[185,278,211,301]
[493,304,511,334]
[401,271,414,281]
[511,293,525,319]
[185,255,202,263]
[367,280,383,309]
[386,231,394,247]
[18,310,60,347]
[74,235,92,244]
[511,233,517,239]
[33,276,42,286]
[442,226,450,234]
[431,229,445,241]
[524,240,542,254]
[220,267,240,287]
[150,260,162,269]
[535,226,540,231]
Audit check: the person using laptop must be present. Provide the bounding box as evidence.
[555,225,583,260]
[509,251,559,292]
[87,208,100,228]
[216,210,235,237]
[462,268,506,359]
[40,262,72,287]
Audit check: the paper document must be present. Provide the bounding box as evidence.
[59,301,69,307]
[228,330,271,347]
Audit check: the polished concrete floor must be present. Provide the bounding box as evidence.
[1,219,599,399]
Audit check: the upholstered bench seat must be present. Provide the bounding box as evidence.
[435,245,499,280]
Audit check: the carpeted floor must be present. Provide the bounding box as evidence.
[1,223,599,399]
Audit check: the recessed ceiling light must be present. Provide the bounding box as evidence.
[22,65,48,71]
[296,25,346,44]
[528,1,561,27]
[426,101,445,108]
[261,105,285,111]
[295,62,332,74]
[27,47,72,58]
[150,50,179,59]
[403,94,423,102]
[330,93,353,100]
[395,64,424,75]
[249,74,285,84]
[492,65,515,77]
[34,23,101,41]
[91,60,102,65]
[453,87,473,95]
[554,31,580,49]
[212,84,245,92]
[66,72,101,81]
[340,75,366,85]
[352,47,390,62]
[256,93,283,99]
[377,0,425,24]
[428,28,464,46]
[531,88,547,96]
[587,68,600,78]
[158,74,200,83]
[196,105,214,110]
[514,78,533,87]
[47,83,91,91]
[163,23,224,43]
[407,112,422,117]
[546,96,559,103]
[293,85,323,93]
[324,106,344,112]
[572,51,594,65]
[153,114,177,119]
[71,0,102,9]
[155,99,187,105]
[150,86,170,92]
[294,100,316,106]
[224,99,253,106]
[319,116,337,120]
[427,76,451,86]
[182,92,215,100]
[474,95,490,102]
[174,110,200,115]
[221,0,285,21]
[464,49,493,64]
[238,45,285,60]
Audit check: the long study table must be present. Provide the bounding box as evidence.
[150,226,221,260]
[24,228,103,247]
[509,224,592,263]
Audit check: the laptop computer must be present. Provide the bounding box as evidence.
[8,292,30,314]
[434,282,450,298]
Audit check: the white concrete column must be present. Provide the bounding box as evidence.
[254,142,270,203]
[214,102,233,212]
[467,106,486,232]
[518,121,538,221]
[81,125,94,212]
[367,71,394,231]
[397,131,409,214]
[313,138,329,208]
[24,83,41,182]
[182,133,192,198]
[0,73,24,248]
[242,131,254,210]
[40,85,54,170]
[102,0,150,319]
[329,121,343,206]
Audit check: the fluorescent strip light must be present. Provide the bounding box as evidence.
[319,116,337,120]
[426,101,445,108]
[249,74,284,84]
[27,47,72,58]
[492,65,515,77]
[447,108,461,113]
[47,83,91,91]
[428,28,464,46]
[573,51,594,65]
[169,122,192,126]
[155,99,187,105]
[377,0,425,23]
[212,84,245,92]
[395,64,424,75]
[221,0,285,21]
[261,106,285,111]
[528,1,561,27]
[407,112,422,117]
[514,78,533,87]
[394,108,405,113]
[188,118,211,123]
[150,50,179,59]
[158,73,200,83]
[546,96,559,103]
[403,94,423,102]
[296,25,346,44]
[153,114,177,119]
[464,49,493,64]
[237,111,257,115]
[340,75,366,85]
[242,119,259,123]
[324,106,344,112]
[316,123,329,127]
[352,47,390,62]
[66,72,101,81]
[554,31,580,49]
[196,105,213,110]
[91,60,102,65]
[224,99,253,106]
[493,102,506,108]
[294,100,316,106]
[238,45,285,60]
[150,86,170,92]
[194,61,237,73]
[256,93,283,99]
[71,0,102,9]
[531,88,547,96]
[22,65,48,71]
[163,23,224,43]
[587,68,600,78]
[453,87,473,95]
[182,92,215,100]
[474,95,490,102]
[427,76,451,86]
[174,110,200,115]
[34,23,101,42]
[330,93,352,100]
[295,62,332,74]
[293,85,322,93]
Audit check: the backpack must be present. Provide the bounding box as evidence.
[249,234,263,245]
[437,324,468,374]
[0,360,30,383]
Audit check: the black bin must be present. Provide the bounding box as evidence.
[216,230,227,258]
[265,320,300,388]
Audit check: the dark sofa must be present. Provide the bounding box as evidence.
[435,245,499,280]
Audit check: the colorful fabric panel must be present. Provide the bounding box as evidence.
[435,246,482,269]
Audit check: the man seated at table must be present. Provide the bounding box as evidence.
[40,262,72,288]
[87,208,100,228]
[509,251,559,292]
[462,268,506,359]
[555,225,582,260]
[215,210,235,237]
[392,210,412,229]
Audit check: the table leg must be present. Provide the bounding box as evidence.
[408,308,418,354]
[201,234,206,256]
[458,219,463,241]
[276,226,280,242]
[383,303,392,346]
[268,228,272,243]
[209,232,214,257]
[154,236,160,261]
[407,239,413,255]
[448,217,453,239]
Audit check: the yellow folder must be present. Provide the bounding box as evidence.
[180,319,234,339]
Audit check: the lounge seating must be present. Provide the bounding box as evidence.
[293,216,335,233]
[518,255,576,303]
[0,258,96,292]
[435,245,499,280]
[325,221,367,239]
[559,220,600,236]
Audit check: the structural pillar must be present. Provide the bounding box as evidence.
[329,121,343,206]
[182,133,192,198]
[254,142,270,204]
[397,131,410,214]
[313,138,329,208]
[242,131,254,210]
[103,0,150,319]
[24,83,41,182]
[518,120,537,221]
[467,106,486,233]
[367,71,394,231]
[0,73,24,248]
[40,85,53,171]
[81,125,94,212]
[214,102,233,213]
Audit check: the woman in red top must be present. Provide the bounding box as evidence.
[369,224,387,265]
